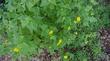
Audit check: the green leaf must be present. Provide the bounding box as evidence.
[40,0,49,7]
[26,0,39,10]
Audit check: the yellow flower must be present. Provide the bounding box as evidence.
[13,48,20,53]
[57,39,63,46]
[74,16,81,23]
[67,26,71,30]
[64,55,68,59]
[48,30,53,36]
[77,16,81,22]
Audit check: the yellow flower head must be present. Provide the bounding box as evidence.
[67,26,71,30]
[13,48,20,53]
[77,16,81,22]
[74,16,81,23]
[57,39,63,46]
[64,55,68,59]
[48,30,53,36]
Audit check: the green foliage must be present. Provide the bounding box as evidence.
[0,0,109,61]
